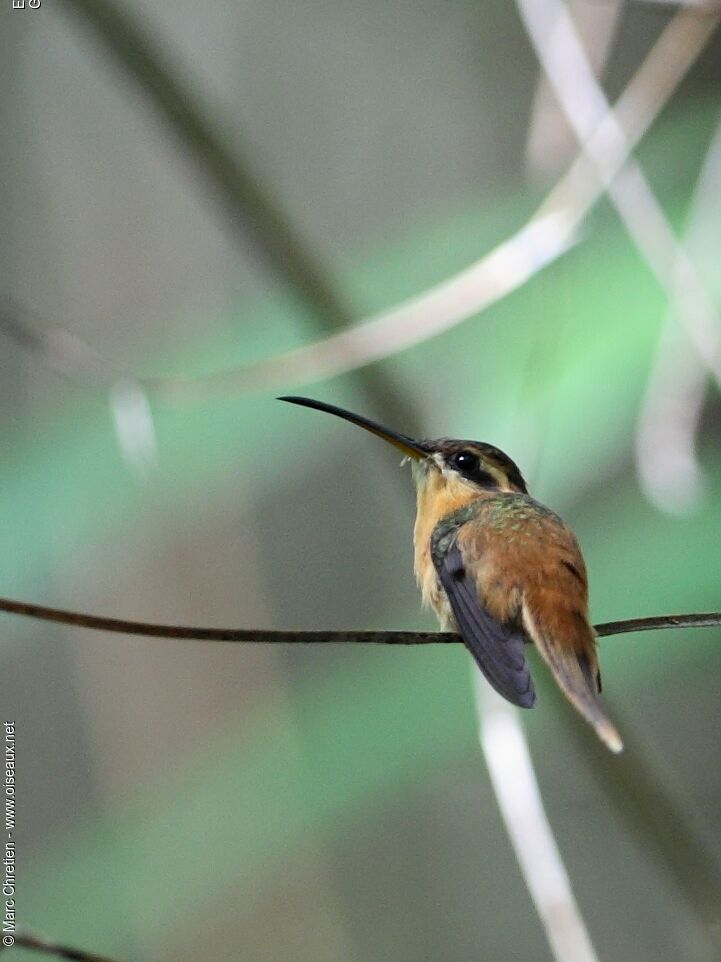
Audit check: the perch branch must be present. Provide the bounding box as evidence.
[0,596,719,642]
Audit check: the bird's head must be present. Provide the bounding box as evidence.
[279,396,527,498]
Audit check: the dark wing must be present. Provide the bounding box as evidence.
[434,541,536,708]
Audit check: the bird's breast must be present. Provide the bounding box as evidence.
[412,470,481,624]
[414,484,589,629]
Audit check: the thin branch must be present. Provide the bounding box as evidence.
[595,612,721,635]
[0,930,122,961]
[623,0,721,9]
[0,596,719,642]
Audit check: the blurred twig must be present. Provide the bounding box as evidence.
[0,299,119,389]
[0,931,121,961]
[53,0,417,432]
[525,0,621,179]
[0,595,718,641]
[3,8,715,401]
[636,116,721,514]
[0,301,160,479]
[636,319,709,514]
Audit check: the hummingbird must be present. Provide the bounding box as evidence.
[280,396,622,753]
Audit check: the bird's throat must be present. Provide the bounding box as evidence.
[412,466,486,616]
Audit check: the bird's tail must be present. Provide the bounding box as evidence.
[522,595,623,753]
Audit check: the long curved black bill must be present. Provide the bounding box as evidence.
[279,396,428,461]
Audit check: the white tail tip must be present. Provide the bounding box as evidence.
[598,721,624,754]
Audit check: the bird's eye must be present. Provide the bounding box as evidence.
[452,451,480,474]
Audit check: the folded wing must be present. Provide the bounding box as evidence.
[434,541,536,708]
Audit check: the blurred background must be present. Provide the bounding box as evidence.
[2,1,721,960]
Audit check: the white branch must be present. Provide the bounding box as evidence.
[474,676,601,962]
